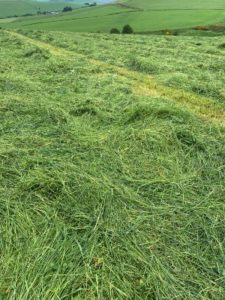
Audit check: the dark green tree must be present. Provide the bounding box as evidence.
[122,24,134,34]
[62,6,72,13]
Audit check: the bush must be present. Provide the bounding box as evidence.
[193,26,209,31]
[62,6,72,13]
[110,28,120,34]
[122,24,134,34]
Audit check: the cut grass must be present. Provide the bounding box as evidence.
[0,29,225,299]
[14,29,225,105]
[8,30,225,123]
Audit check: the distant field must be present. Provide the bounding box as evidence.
[0,0,89,18]
[2,0,225,33]
[0,17,17,23]
[122,0,225,10]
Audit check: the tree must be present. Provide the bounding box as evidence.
[110,28,120,34]
[122,24,134,34]
[62,6,72,13]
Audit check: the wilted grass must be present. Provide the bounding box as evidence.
[0,30,225,299]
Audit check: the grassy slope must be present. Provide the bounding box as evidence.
[3,0,225,32]
[0,0,85,18]
[123,0,225,10]
[0,29,225,299]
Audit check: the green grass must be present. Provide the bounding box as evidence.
[5,8,225,33]
[0,17,17,23]
[122,0,225,10]
[19,29,225,104]
[2,0,225,33]
[0,0,89,18]
[0,29,225,299]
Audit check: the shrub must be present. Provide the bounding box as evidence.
[62,6,72,13]
[193,26,209,31]
[122,24,134,34]
[110,28,120,34]
[210,24,225,32]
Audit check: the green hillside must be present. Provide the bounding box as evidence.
[0,0,89,18]
[0,28,225,299]
[3,0,225,33]
[123,0,225,10]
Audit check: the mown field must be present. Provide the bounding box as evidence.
[0,28,225,299]
[2,0,225,33]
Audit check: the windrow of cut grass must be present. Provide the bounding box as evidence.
[8,30,225,124]
[0,30,225,299]
[16,30,225,106]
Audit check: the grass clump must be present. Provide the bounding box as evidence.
[125,99,192,124]
[218,42,225,49]
[23,46,50,60]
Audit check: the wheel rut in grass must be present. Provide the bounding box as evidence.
[8,30,225,125]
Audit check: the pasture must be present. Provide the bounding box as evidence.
[0,0,91,18]
[122,0,225,10]
[2,0,225,33]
